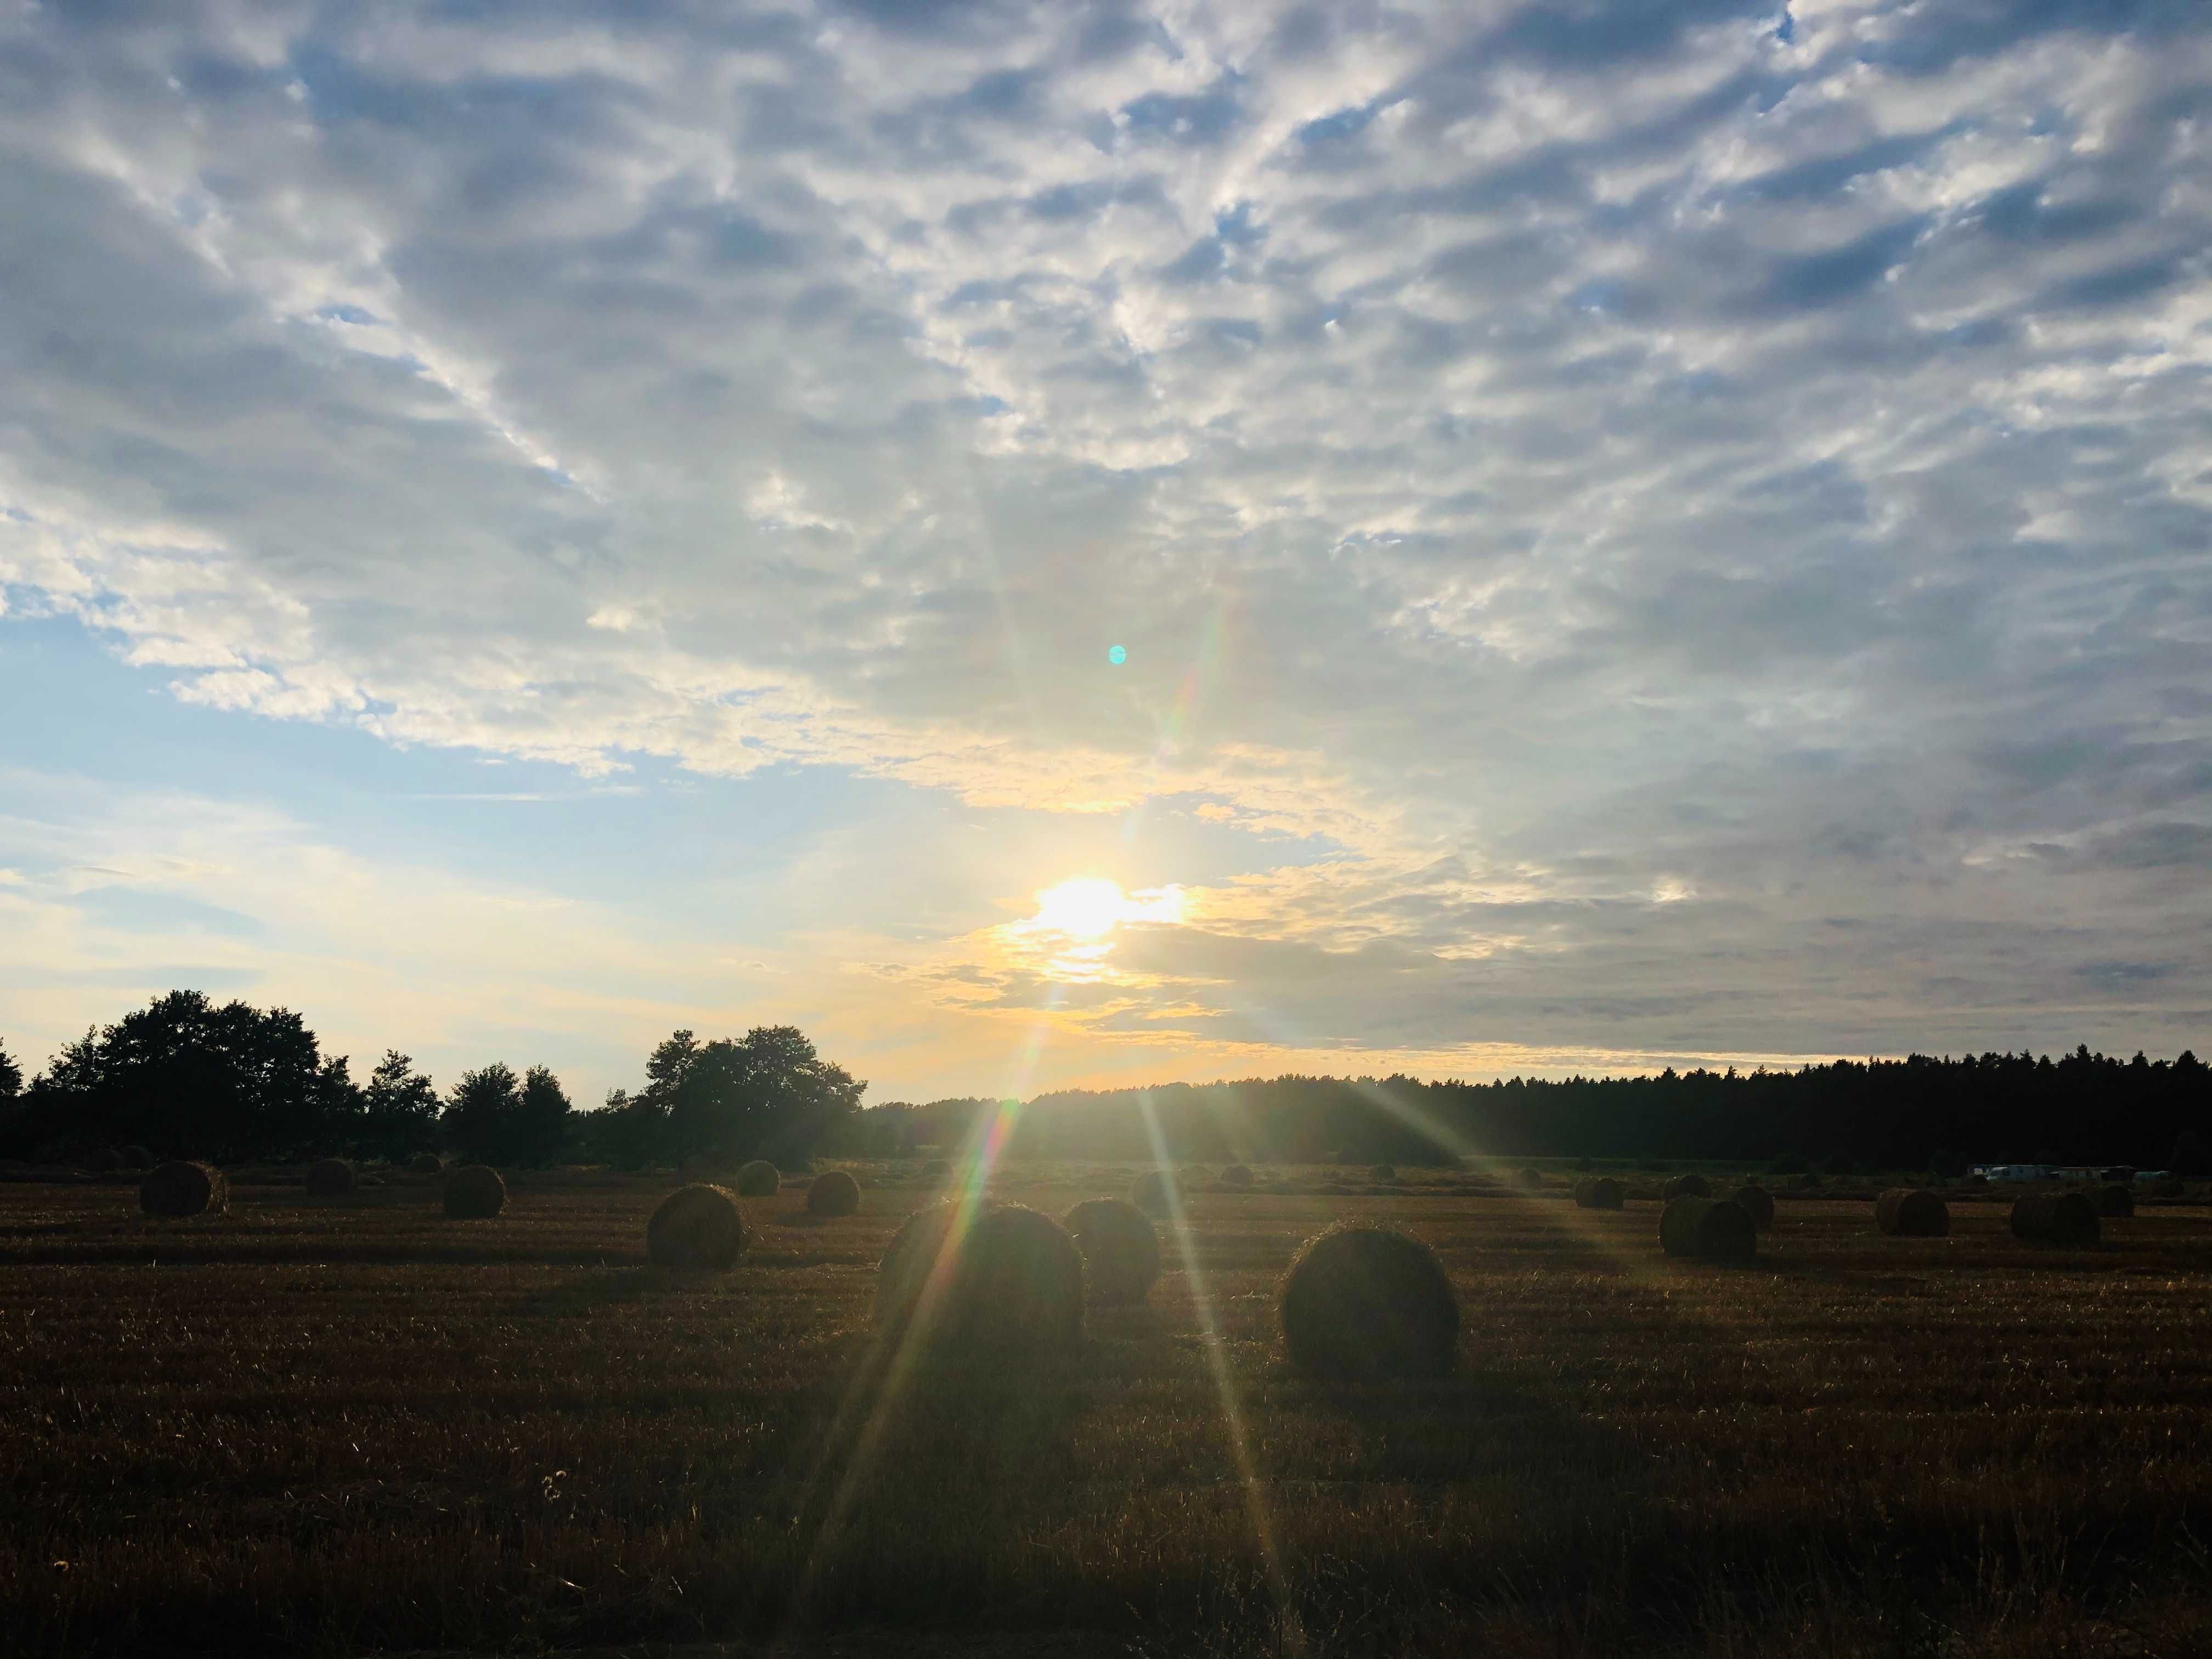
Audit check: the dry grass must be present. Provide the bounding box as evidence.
[3,1169,2211,1657]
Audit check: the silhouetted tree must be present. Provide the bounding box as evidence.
[0,1038,20,1101]
[0,991,351,1162]
[577,1087,664,1170]
[665,1025,866,1166]
[513,1065,573,1167]
[355,1051,440,1163]
[442,1063,520,1164]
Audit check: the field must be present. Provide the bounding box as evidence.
[4,1165,2211,1658]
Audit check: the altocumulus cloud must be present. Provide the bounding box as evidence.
[2,0,2209,1084]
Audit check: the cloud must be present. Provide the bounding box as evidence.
[1,0,2209,1086]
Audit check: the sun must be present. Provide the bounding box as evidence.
[1030,877,1127,940]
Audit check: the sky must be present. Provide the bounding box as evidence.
[2,0,2209,1111]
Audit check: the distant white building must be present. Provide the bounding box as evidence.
[1970,1164,2053,1182]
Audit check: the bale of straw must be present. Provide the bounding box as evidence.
[1062,1197,1161,1304]
[140,1160,228,1218]
[1731,1184,1776,1231]
[1875,1187,1949,1237]
[1368,1163,1398,1183]
[304,1158,355,1197]
[1662,1173,1712,1201]
[1658,1196,1757,1262]
[2010,1191,2099,1247]
[443,1164,506,1219]
[1279,1224,1458,1381]
[120,1145,154,1170]
[736,1159,781,1197]
[648,1183,749,1268]
[1573,1176,1625,1210]
[1218,1164,1255,1189]
[2095,1182,2134,1218]
[2153,1178,2185,1199]
[408,1153,442,1175]
[83,1147,122,1174]
[1131,1168,1177,1217]
[876,1201,1084,1350]
[808,1168,862,1217]
[1520,1167,1547,1189]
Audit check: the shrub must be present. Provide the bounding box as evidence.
[735,1160,781,1197]
[1662,1173,1712,1201]
[1279,1225,1458,1381]
[140,1160,227,1218]
[1875,1187,1949,1237]
[1519,1167,1547,1189]
[304,1159,355,1197]
[647,1183,749,1268]
[1218,1164,1255,1189]
[119,1145,153,1170]
[443,1164,506,1220]
[1131,1168,1177,1217]
[1658,1197,1757,1262]
[808,1168,862,1217]
[1572,1176,1625,1210]
[1368,1163,1397,1183]
[876,1201,1084,1350]
[1731,1185,1776,1231]
[2010,1192,2099,1248]
[1062,1197,1161,1304]
[408,1153,442,1175]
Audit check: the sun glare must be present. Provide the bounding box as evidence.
[1031,877,1128,940]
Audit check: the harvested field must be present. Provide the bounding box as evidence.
[3,1168,2211,1658]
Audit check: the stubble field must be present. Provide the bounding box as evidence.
[4,1167,2211,1658]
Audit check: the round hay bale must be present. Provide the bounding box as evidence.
[876,1201,1084,1350]
[1731,1184,1776,1231]
[408,1152,443,1175]
[648,1183,749,1268]
[304,1158,355,1197]
[1658,1196,1757,1262]
[1130,1168,1178,1217]
[1662,1173,1712,1202]
[119,1145,154,1170]
[2095,1182,2134,1218]
[2010,1191,2099,1248]
[83,1147,122,1174]
[140,1160,227,1218]
[443,1164,506,1220]
[1062,1197,1161,1304]
[1368,1163,1397,1183]
[2153,1178,2185,1199]
[1218,1164,1255,1189]
[808,1167,862,1217]
[735,1159,781,1197]
[1573,1176,1625,1210]
[1279,1224,1458,1381]
[1519,1167,1547,1189]
[1875,1187,1949,1237]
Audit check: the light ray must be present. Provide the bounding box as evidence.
[1136,1092,1307,1655]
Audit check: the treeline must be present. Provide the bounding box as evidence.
[6,998,2207,1177]
[873,1048,2212,1176]
[0,991,865,1169]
